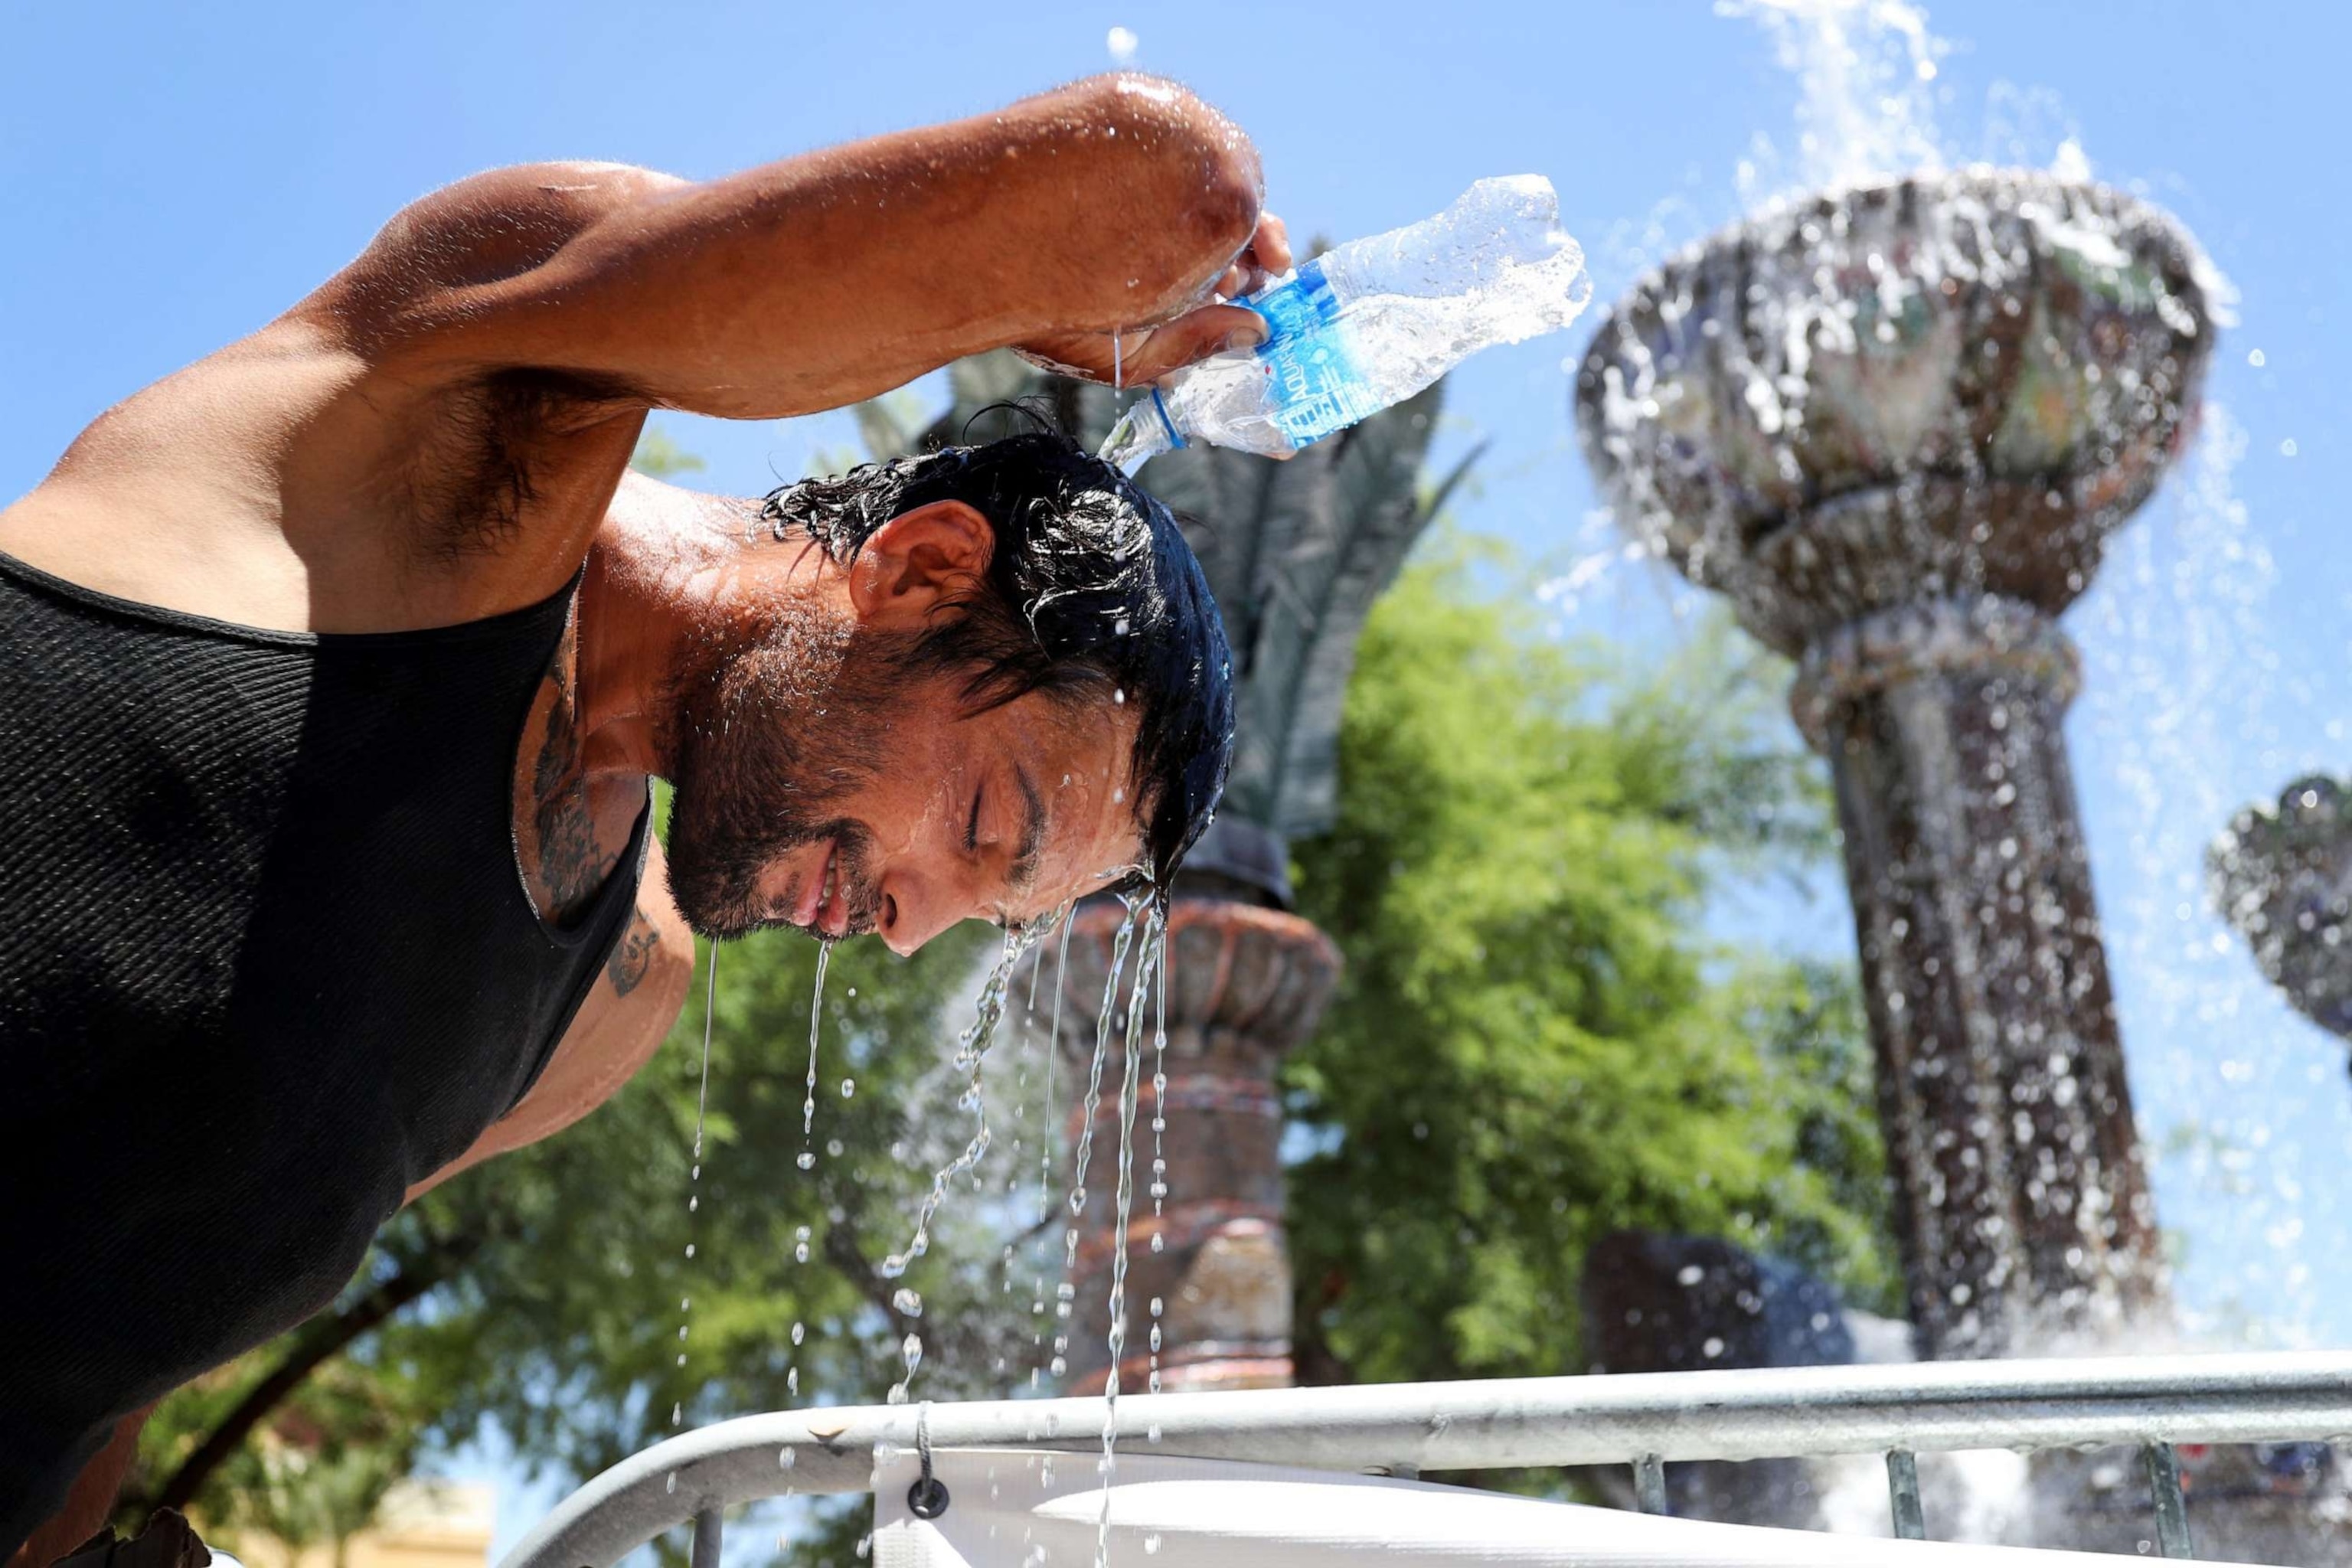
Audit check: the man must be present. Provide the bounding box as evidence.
[0,73,1287,1560]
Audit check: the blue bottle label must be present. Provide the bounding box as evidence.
[1241,257,1341,343]
[1239,259,1379,449]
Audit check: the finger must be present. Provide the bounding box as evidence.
[1124,303,1265,382]
[1214,261,1250,302]
[1250,213,1294,275]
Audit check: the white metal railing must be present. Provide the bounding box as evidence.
[498,1350,2352,1568]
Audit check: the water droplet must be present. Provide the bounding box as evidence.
[791,1321,805,1345]
[797,1150,817,1170]
[2249,348,2266,367]
[893,1288,924,1316]
[1144,1534,1162,1555]
[684,1243,695,1259]
[665,1472,678,1494]
[841,1078,855,1099]
[779,1446,797,1469]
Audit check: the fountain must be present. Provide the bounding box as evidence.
[1574,168,2217,1359]
[2213,776,2352,1054]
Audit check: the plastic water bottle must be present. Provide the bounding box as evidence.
[1100,175,1591,469]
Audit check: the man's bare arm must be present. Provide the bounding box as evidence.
[349,74,1281,420]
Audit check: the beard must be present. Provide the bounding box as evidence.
[661,602,916,941]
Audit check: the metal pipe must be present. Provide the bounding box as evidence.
[689,1506,722,1568]
[1885,1449,1925,1540]
[2144,1442,2194,1559]
[500,1350,2352,1568]
[1632,1455,1668,1515]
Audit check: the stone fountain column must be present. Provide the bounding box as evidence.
[1576,171,2216,1359]
[1046,828,1341,1396]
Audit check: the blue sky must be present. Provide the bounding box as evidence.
[8,0,2352,1550]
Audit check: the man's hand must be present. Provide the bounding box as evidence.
[1013,212,1294,387]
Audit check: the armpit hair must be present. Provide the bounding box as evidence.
[399,366,638,559]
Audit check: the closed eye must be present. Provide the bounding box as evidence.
[965,788,983,854]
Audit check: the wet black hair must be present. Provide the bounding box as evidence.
[760,428,1234,892]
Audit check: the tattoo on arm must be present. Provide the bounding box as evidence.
[606,909,662,997]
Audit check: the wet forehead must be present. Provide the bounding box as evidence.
[1001,691,1148,918]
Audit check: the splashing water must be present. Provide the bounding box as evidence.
[1096,900,1167,1563]
[799,941,832,1171]
[1719,0,1946,194]
[672,942,720,1417]
[880,914,1061,1401]
[1146,924,1171,1390]
[1042,917,1075,1211]
[1068,900,1145,1236]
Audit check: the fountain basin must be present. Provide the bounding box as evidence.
[1574,168,2216,655]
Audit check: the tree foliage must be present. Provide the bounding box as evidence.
[1285,539,1894,1389]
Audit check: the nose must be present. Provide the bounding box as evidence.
[876,871,963,957]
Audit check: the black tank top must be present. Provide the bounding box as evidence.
[0,550,648,1550]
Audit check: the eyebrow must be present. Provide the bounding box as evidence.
[1008,763,1047,898]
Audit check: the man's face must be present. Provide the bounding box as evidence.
[664,632,1148,952]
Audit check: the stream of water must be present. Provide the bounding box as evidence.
[1096,903,1168,1562]
[798,941,832,1171]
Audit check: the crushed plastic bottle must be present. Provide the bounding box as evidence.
[1101,175,1589,469]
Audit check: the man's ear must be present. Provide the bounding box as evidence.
[844,500,995,631]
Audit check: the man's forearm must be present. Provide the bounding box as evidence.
[402,74,1267,419]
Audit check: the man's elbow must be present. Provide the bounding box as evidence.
[1058,73,1264,292]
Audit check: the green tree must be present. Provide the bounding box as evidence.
[1285,540,1893,1390]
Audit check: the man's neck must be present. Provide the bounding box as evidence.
[572,482,835,785]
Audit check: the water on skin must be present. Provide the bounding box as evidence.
[1097,900,1166,1566]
